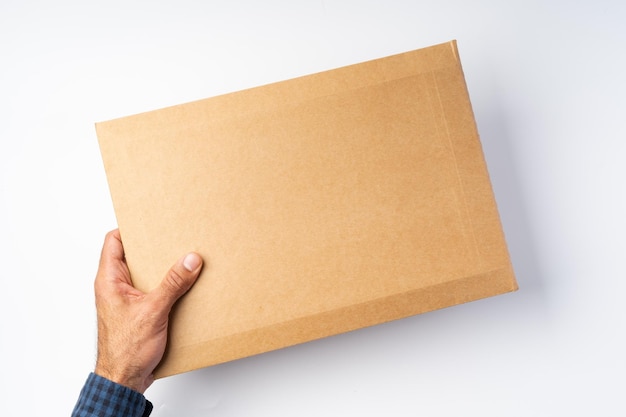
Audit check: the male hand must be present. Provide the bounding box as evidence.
[93,229,203,393]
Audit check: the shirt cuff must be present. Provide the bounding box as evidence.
[72,373,153,417]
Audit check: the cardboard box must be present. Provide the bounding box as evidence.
[96,40,517,378]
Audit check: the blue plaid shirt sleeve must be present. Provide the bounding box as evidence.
[71,373,153,417]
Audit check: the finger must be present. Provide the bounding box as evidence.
[151,252,203,309]
[95,229,134,287]
[100,229,125,263]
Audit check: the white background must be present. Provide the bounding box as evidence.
[1,1,625,415]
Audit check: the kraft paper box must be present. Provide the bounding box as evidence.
[96,40,518,378]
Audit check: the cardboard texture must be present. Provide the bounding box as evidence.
[96,40,517,378]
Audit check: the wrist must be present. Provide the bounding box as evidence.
[95,361,145,393]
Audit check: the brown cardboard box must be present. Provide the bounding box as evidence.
[96,40,517,378]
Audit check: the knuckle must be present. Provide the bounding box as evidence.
[104,229,117,243]
[165,268,188,294]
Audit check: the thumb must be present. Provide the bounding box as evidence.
[152,252,203,309]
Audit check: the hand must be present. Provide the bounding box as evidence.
[93,229,203,393]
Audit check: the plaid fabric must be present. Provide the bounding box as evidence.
[72,373,153,417]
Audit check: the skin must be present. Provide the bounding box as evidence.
[93,229,203,393]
